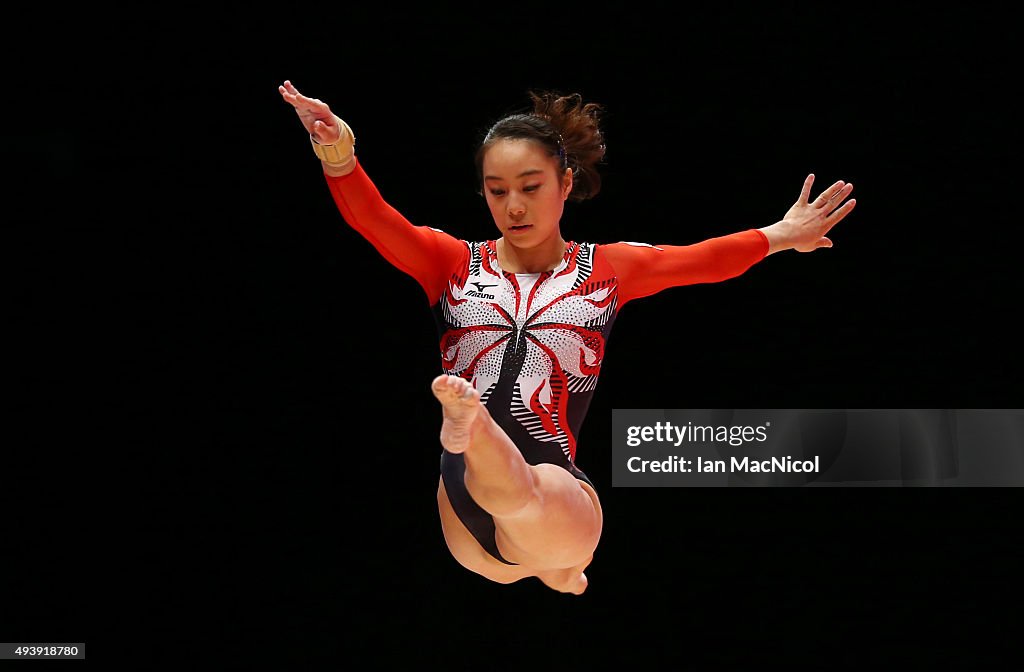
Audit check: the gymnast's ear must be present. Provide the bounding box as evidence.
[562,167,573,200]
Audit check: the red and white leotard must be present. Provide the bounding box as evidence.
[324,160,768,561]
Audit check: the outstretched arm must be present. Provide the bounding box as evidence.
[758,174,856,254]
[605,174,857,305]
[278,80,465,304]
[602,230,770,306]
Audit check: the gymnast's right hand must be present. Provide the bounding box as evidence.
[278,80,344,145]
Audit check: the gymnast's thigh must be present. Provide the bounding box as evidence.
[436,477,537,584]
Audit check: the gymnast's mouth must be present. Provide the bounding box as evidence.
[508,224,532,232]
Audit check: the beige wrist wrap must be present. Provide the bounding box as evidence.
[310,117,356,171]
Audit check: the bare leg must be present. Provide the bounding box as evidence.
[431,375,602,574]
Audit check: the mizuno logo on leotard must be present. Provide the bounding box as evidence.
[465,281,497,299]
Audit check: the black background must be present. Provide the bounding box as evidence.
[6,5,1021,668]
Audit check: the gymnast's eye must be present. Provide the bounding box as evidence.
[489,189,506,196]
[523,185,539,192]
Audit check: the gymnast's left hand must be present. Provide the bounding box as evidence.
[759,174,856,254]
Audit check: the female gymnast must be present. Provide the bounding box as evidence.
[278,80,856,594]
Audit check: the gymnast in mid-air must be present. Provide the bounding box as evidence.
[279,80,856,595]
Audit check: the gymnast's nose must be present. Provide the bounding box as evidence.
[508,198,526,220]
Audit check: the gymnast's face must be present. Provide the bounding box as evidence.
[482,139,572,249]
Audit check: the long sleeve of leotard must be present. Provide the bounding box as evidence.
[323,160,467,304]
[601,229,770,306]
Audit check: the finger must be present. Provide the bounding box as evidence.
[815,237,833,249]
[279,82,298,103]
[814,180,846,208]
[313,118,342,139]
[279,81,320,106]
[279,88,330,117]
[823,198,857,230]
[291,89,316,104]
[829,182,854,203]
[799,173,815,203]
[821,183,854,215]
[814,179,845,207]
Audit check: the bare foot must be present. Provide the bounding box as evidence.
[431,374,482,454]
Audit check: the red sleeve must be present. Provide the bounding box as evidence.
[601,229,770,306]
[323,160,467,305]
